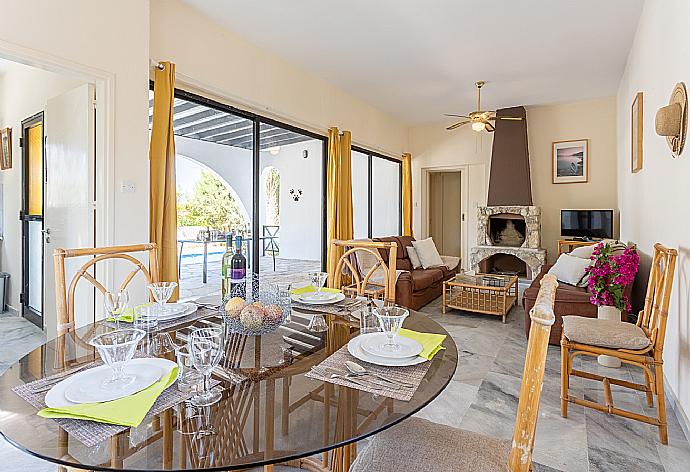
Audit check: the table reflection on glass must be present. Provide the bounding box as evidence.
[0,303,457,471]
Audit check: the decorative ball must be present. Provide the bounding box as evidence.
[263,304,284,324]
[240,304,265,330]
[224,297,246,319]
[250,301,264,308]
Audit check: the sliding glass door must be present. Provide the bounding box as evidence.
[151,85,328,298]
[351,147,402,239]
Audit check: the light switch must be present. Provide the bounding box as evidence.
[120,181,136,193]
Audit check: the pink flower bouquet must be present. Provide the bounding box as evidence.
[585,242,639,312]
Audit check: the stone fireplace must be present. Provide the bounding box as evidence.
[470,205,546,279]
[469,106,547,280]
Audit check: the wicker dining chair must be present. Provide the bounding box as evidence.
[350,274,559,472]
[561,243,677,444]
[328,239,398,304]
[53,243,160,336]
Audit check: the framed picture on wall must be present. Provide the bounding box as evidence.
[631,92,643,173]
[552,139,588,184]
[0,128,11,170]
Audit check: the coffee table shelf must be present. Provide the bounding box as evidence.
[442,273,518,323]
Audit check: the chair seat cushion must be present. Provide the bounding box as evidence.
[562,316,651,350]
[351,417,511,472]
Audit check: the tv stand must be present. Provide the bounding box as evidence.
[557,239,599,256]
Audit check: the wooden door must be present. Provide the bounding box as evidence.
[428,171,462,257]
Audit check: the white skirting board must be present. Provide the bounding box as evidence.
[665,374,690,446]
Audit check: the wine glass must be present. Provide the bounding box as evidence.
[147,282,178,354]
[89,328,146,390]
[147,282,178,314]
[189,327,225,406]
[307,271,329,300]
[104,290,130,330]
[372,305,409,352]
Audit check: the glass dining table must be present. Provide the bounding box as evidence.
[0,302,458,471]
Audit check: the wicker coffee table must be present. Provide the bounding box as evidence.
[442,273,518,323]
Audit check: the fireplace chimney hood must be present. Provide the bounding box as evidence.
[487,106,532,206]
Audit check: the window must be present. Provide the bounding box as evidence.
[351,146,402,238]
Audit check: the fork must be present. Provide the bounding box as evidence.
[311,366,387,391]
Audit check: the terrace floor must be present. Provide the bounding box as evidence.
[178,255,321,300]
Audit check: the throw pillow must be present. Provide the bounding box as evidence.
[407,247,422,269]
[548,253,592,286]
[411,238,444,269]
[570,245,596,259]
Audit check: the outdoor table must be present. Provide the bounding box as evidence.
[0,304,457,471]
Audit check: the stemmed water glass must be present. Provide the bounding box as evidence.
[89,328,146,390]
[188,327,225,407]
[308,271,329,300]
[147,282,178,354]
[372,305,410,352]
[104,290,130,330]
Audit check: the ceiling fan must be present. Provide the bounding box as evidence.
[445,81,523,132]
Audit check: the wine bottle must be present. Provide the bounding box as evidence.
[230,235,247,298]
[221,234,233,300]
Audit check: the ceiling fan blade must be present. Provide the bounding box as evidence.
[485,122,496,132]
[446,120,470,130]
[444,113,470,118]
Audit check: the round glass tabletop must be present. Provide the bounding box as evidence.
[0,308,457,471]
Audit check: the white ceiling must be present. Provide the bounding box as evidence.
[181,0,644,124]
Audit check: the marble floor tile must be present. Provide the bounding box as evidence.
[532,416,589,472]
[588,445,664,472]
[413,380,478,428]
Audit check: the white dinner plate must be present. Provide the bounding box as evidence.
[157,302,197,321]
[299,291,338,302]
[45,358,177,408]
[291,293,346,305]
[347,333,427,367]
[360,333,423,359]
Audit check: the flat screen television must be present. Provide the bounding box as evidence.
[560,210,613,239]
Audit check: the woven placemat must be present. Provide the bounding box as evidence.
[11,360,207,448]
[292,299,365,316]
[305,343,432,401]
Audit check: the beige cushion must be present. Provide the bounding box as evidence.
[562,316,651,350]
[407,246,422,269]
[548,253,592,285]
[351,417,511,472]
[411,237,444,269]
[570,244,596,259]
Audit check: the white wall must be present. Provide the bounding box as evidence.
[149,0,408,158]
[0,62,84,313]
[176,136,323,262]
[0,0,151,327]
[616,0,690,434]
[409,124,491,268]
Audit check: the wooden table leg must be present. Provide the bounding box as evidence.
[163,409,173,469]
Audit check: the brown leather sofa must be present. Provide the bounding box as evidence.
[523,264,634,345]
[373,236,458,311]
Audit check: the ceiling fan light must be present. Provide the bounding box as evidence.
[472,122,485,132]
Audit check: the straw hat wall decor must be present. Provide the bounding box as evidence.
[655,82,687,157]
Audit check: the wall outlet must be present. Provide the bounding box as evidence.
[120,181,136,193]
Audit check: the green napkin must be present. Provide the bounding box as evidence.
[38,367,178,427]
[290,286,341,295]
[398,328,447,360]
[106,303,154,323]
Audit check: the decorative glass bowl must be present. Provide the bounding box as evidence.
[222,275,291,336]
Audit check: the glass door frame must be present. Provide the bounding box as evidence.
[20,111,45,328]
[351,145,403,238]
[158,84,330,273]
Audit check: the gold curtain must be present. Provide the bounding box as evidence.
[326,127,353,288]
[402,152,413,236]
[149,61,180,301]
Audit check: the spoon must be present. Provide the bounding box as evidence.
[344,361,415,388]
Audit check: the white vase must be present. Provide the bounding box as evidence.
[597,305,622,368]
